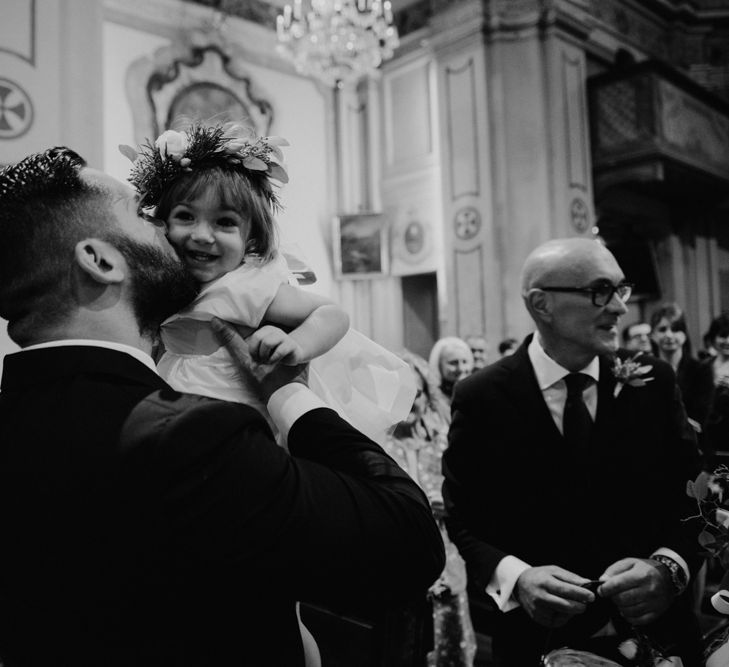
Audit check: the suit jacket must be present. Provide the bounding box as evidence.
[0,346,444,667]
[675,354,715,431]
[442,336,702,662]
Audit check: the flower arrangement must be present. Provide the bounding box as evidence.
[119,123,289,211]
[686,467,729,567]
[612,354,654,398]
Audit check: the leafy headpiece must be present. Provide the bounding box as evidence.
[120,123,289,211]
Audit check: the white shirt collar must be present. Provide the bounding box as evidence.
[527,333,600,390]
[21,339,158,374]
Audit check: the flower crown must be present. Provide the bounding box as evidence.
[120,123,289,211]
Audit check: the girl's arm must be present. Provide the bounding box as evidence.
[247,283,350,364]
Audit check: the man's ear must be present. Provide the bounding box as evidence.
[525,288,552,322]
[74,239,126,285]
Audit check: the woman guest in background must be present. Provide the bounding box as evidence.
[428,337,474,425]
[384,349,477,667]
[705,313,729,460]
[650,303,714,448]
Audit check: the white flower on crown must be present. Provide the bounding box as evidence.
[155,130,189,160]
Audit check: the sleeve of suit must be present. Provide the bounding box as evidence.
[652,365,704,577]
[132,389,445,608]
[441,383,510,593]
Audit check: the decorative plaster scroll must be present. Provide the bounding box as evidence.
[454,246,486,336]
[126,29,273,145]
[0,0,35,66]
[562,52,589,191]
[181,0,278,27]
[445,58,479,200]
[570,197,590,233]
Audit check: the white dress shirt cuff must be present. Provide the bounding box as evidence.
[651,547,690,585]
[486,555,531,612]
[267,382,329,445]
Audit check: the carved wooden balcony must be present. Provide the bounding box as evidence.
[588,60,729,201]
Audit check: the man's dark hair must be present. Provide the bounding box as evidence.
[0,148,117,344]
[622,321,648,344]
[498,337,517,355]
[707,312,729,343]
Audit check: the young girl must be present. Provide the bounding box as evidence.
[124,123,416,667]
[123,123,416,444]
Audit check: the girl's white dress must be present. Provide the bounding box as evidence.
[157,253,417,443]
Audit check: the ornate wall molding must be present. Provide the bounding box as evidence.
[454,245,486,336]
[0,0,36,66]
[126,29,274,144]
[444,57,479,200]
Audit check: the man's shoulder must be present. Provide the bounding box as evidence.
[456,350,526,399]
[122,388,268,451]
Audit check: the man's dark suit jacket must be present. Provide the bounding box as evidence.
[0,346,445,666]
[442,336,702,664]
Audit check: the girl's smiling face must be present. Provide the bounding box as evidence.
[165,186,249,286]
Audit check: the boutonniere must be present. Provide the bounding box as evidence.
[612,355,654,397]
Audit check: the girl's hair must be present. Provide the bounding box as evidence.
[155,166,277,262]
[650,302,692,355]
[707,312,729,341]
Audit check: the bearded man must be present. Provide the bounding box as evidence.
[0,148,444,666]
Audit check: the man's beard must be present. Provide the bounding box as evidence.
[108,235,199,340]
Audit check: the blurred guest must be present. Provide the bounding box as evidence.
[428,337,474,423]
[465,334,489,371]
[384,350,476,666]
[622,321,653,354]
[497,337,518,357]
[384,351,449,502]
[650,303,714,436]
[705,313,729,458]
[699,329,719,362]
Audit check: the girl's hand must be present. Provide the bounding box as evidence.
[247,325,305,365]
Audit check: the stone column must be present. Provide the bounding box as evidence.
[430,0,596,342]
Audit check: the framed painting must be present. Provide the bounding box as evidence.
[333,213,389,279]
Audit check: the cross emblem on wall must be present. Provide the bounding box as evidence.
[0,79,34,140]
[454,206,481,240]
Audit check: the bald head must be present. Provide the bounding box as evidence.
[520,237,629,370]
[521,238,617,295]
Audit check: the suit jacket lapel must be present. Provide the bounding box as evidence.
[594,355,618,431]
[505,335,564,444]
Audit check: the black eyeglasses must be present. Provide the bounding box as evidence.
[538,281,633,307]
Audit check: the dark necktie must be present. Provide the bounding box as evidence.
[563,373,593,449]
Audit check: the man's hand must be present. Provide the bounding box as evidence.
[598,558,674,626]
[246,325,305,365]
[514,565,595,628]
[211,317,308,402]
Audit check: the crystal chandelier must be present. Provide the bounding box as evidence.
[276,0,400,88]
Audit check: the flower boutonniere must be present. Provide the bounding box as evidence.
[612,355,654,397]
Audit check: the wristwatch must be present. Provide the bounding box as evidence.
[652,555,688,595]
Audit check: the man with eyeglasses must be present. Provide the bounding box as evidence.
[442,238,701,666]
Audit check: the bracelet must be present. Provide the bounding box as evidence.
[652,555,688,595]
